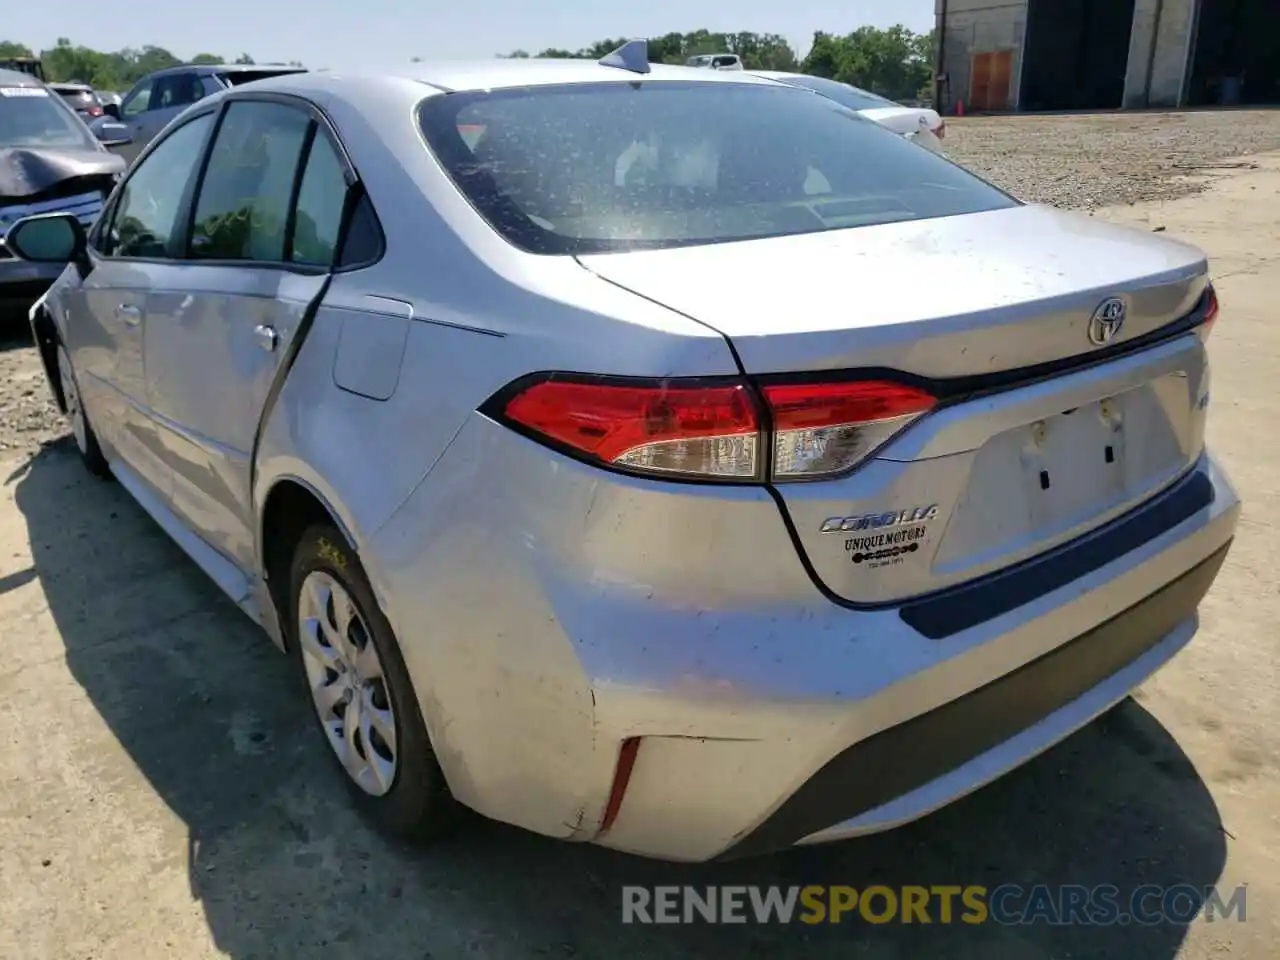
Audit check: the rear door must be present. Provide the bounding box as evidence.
[141,95,347,571]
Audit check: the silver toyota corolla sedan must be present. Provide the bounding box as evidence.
[4,41,1239,862]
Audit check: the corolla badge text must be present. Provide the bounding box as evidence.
[819,504,939,534]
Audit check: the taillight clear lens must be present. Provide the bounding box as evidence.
[494,375,936,482]
[763,380,937,479]
[501,378,761,479]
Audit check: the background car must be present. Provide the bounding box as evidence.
[685,53,743,70]
[105,62,308,163]
[4,47,1237,863]
[0,68,124,319]
[95,90,122,111]
[47,81,106,122]
[749,70,947,152]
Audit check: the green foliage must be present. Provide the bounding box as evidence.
[2,26,936,103]
[800,26,936,102]
[0,38,294,91]
[498,26,935,101]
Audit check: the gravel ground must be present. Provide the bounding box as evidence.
[4,109,1280,453]
[0,328,65,457]
[944,109,1280,209]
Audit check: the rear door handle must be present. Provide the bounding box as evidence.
[115,304,142,326]
[253,324,278,352]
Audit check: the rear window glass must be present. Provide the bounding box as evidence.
[779,75,895,111]
[419,81,1012,256]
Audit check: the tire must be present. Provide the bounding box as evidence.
[288,522,458,839]
[56,343,110,478]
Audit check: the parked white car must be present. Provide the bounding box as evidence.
[750,71,947,153]
[685,53,743,71]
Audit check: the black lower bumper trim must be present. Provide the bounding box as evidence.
[900,469,1214,640]
[716,541,1231,861]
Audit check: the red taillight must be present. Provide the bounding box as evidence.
[495,375,937,482]
[1201,285,1219,338]
[501,378,761,479]
[936,120,946,140]
[88,105,103,117]
[763,380,937,479]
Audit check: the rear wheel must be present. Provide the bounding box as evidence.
[56,343,109,477]
[288,523,458,839]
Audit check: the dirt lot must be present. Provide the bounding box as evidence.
[1,117,1280,959]
[947,108,1280,209]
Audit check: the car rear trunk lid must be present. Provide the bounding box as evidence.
[579,204,1213,607]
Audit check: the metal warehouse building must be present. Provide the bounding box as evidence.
[935,0,1280,112]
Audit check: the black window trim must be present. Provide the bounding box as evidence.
[88,89,385,275]
[180,90,381,274]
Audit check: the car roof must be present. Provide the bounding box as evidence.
[0,67,43,88]
[251,57,783,95]
[147,62,309,79]
[49,81,93,91]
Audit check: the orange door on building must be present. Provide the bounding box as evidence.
[969,49,1013,111]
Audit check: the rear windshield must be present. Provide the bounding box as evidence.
[419,81,1011,255]
[0,86,96,149]
[778,75,895,111]
[55,89,97,104]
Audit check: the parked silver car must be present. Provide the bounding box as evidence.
[5,42,1238,862]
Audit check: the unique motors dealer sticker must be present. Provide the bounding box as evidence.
[0,87,50,97]
[824,503,939,571]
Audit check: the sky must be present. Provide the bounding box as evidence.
[8,0,934,70]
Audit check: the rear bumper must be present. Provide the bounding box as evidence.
[722,540,1228,859]
[371,416,1239,862]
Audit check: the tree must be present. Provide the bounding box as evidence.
[503,30,798,71]
[0,37,298,87]
[799,25,934,101]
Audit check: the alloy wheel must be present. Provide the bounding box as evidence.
[297,570,399,796]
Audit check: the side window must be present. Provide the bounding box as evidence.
[154,73,205,110]
[99,113,215,259]
[120,80,153,118]
[189,100,311,262]
[290,133,349,266]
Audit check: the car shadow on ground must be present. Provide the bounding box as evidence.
[0,317,33,352]
[13,439,1229,959]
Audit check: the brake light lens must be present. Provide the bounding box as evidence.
[764,380,937,479]
[501,378,761,479]
[935,120,946,140]
[495,374,938,482]
[1200,285,1219,338]
[88,105,103,117]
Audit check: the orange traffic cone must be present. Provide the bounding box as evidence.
[955,100,965,117]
